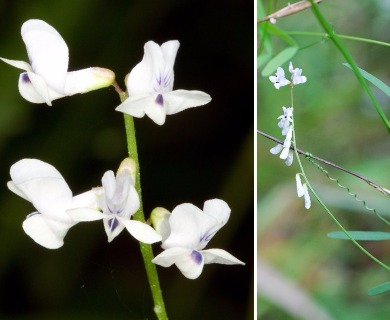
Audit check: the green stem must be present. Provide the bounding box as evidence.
[118,84,168,319]
[287,31,390,47]
[308,0,390,133]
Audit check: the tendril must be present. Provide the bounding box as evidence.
[304,153,390,226]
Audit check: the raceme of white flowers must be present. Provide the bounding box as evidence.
[270,106,294,166]
[5,19,243,278]
[151,199,245,279]
[269,62,311,209]
[0,19,115,106]
[269,61,307,89]
[116,40,212,125]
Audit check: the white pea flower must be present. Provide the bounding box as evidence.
[270,107,294,166]
[289,61,307,85]
[151,199,244,279]
[0,19,115,106]
[67,158,161,244]
[7,159,99,249]
[116,40,211,125]
[277,106,293,135]
[269,67,290,89]
[270,143,294,166]
[296,174,311,209]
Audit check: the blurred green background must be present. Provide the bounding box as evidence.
[0,0,254,319]
[258,0,390,319]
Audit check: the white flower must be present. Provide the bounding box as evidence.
[0,19,115,106]
[115,40,211,125]
[289,61,307,85]
[269,67,291,89]
[270,143,294,166]
[7,159,99,249]
[277,106,293,135]
[67,158,161,244]
[270,107,294,166]
[152,199,244,279]
[296,174,311,209]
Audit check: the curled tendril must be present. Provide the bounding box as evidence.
[304,153,390,226]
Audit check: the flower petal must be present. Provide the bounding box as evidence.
[101,170,116,199]
[144,100,167,125]
[103,217,125,242]
[21,19,69,94]
[22,71,55,105]
[153,247,204,279]
[163,90,211,115]
[64,67,115,95]
[9,159,73,221]
[18,72,48,104]
[72,189,101,210]
[202,248,245,265]
[17,72,66,105]
[0,57,32,71]
[281,145,292,160]
[197,199,230,249]
[7,180,28,201]
[126,41,162,95]
[152,247,191,267]
[22,212,71,249]
[175,250,204,279]
[162,203,203,250]
[203,199,230,225]
[160,40,180,91]
[66,207,105,222]
[115,94,151,118]
[285,150,294,166]
[270,144,283,155]
[296,174,305,197]
[121,219,162,244]
[303,184,311,209]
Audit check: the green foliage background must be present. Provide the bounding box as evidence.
[258,0,390,319]
[0,1,254,319]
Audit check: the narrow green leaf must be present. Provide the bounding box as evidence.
[266,23,297,47]
[344,63,390,97]
[261,47,298,76]
[257,22,273,69]
[327,231,390,241]
[368,282,390,296]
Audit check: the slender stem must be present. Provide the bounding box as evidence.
[118,87,168,319]
[287,31,390,47]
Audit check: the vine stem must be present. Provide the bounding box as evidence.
[117,82,168,320]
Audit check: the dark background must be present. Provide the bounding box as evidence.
[0,0,254,319]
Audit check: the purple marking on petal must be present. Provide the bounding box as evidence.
[190,250,203,265]
[155,94,164,106]
[21,73,31,83]
[26,212,39,219]
[108,217,119,232]
[200,231,216,243]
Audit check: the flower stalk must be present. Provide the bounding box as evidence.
[120,91,168,320]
